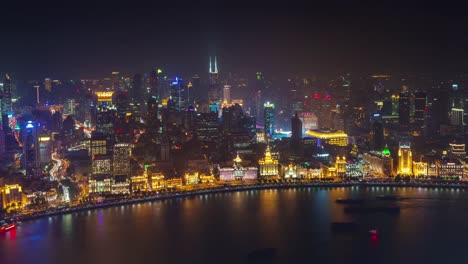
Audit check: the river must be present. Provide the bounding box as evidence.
[1,186,468,264]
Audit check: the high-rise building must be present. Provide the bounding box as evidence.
[169,77,185,112]
[264,102,275,138]
[223,85,231,105]
[113,143,131,177]
[1,74,12,131]
[397,141,412,175]
[370,120,384,150]
[95,91,116,145]
[450,108,464,126]
[291,113,302,143]
[38,135,52,165]
[413,92,426,129]
[195,113,219,141]
[149,69,159,99]
[65,99,76,115]
[21,120,40,177]
[208,56,220,105]
[398,92,411,133]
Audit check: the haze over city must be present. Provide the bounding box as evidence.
[2,4,468,264]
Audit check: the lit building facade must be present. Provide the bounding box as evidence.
[437,161,463,178]
[150,172,166,190]
[259,144,279,177]
[397,143,412,176]
[412,161,428,177]
[335,156,347,177]
[92,156,112,175]
[219,154,258,181]
[38,135,52,164]
[362,148,393,176]
[449,143,466,160]
[184,172,200,185]
[264,102,275,138]
[88,175,112,194]
[305,129,348,147]
[0,184,25,211]
[113,143,131,177]
[131,175,148,192]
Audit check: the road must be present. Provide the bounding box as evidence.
[50,151,69,181]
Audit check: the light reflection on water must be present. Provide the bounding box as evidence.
[2,186,468,264]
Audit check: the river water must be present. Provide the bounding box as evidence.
[1,186,468,264]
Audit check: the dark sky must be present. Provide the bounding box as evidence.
[0,4,467,79]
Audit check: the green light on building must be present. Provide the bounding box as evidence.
[382,147,391,156]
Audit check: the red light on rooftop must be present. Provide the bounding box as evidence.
[424,107,428,113]
[323,95,332,100]
[312,93,320,99]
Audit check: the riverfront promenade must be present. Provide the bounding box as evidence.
[5,180,468,222]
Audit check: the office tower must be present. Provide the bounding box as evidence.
[413,92,426,127]
[398,92,411,133]
[223,85,231,105]
[291,113,302,142]
[450,108,464,126]
[90,132,108,156]
[149,69,159,100]
[299,112,318,132]
[221,104,244,134]
[111,72,121,91]
[191,74,201,102]
[370,120,384,150]
[132,74,143,104]
[113,143,131,177]
[38,135,52,165]
[397,141,412,176]
[95,91,116,148]
[65,99,76,115]
[115,91,129,121]
[264,102,275,138]
[195,112,219,141]
[1,74,12,131]
[169,77,185,112]
[21,120,40,177]
[208,56,221,106]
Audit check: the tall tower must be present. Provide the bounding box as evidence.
[398,91,411,133]
[2,74,12,131]
[264,102,275,138]
[208,56,221,108]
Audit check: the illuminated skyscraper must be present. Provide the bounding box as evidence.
[38,135,52,165]
[169,77,185,112]
[149,69,159,100]
[21,120,40,177]
[1,74,12,130]
[208,56,221,106]
[397,141,412,175]
[291,113,302,143]
[398,92,411,133]
[264,102,275,138]
[223,85,231,105]
[95,91,116,145]
[413,91,426,131]
[113,143,131,177]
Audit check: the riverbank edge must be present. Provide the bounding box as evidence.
[12,181,468,222]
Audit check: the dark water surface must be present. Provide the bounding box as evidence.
[2,186,468,264]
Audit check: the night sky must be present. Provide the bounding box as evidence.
[0,4,467,79]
